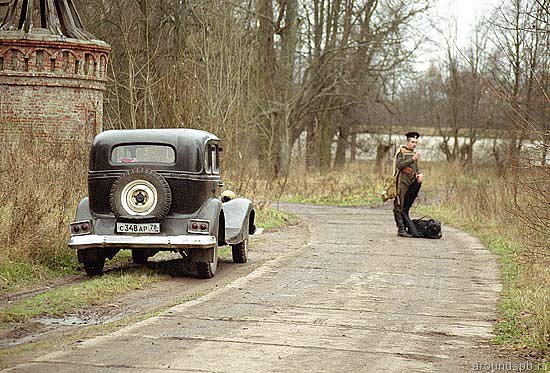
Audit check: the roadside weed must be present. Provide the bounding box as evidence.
[256,207,299,230]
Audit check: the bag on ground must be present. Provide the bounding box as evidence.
[411,218,442,239]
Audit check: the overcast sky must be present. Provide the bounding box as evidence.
[414,0,500,70]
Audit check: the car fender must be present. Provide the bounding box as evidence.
[195,198,223,238]
[223,198,254,245]
[187,198,222,262]
[75,197,93,221]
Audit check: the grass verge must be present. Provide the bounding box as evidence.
[228,162,384,208]
[0,260,76,294]
[255,206,300,230]
[278,164,383,207]
[0,268,165,325]
[0,250,134,295]
[281,193,379,206]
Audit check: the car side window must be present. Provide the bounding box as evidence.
[205,143,220,174]
[212,145,220,174]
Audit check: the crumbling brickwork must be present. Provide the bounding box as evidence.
[0,34,110,143]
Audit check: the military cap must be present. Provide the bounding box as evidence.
[405,131,420,139]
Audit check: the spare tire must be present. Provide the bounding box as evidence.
[109,168,172,219]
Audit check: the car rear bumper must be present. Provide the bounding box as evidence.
[68,234,216,250]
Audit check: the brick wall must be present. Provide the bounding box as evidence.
[0,34,110,144]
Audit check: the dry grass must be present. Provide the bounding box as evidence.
[224,161,384,207]
[0,137,88,272]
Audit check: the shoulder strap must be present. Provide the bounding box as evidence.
[391,148,402,177]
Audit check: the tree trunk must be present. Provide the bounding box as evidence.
[277,0,299,176]
[375,143,392,176]
[440,136,454,162]
[318,116,333,171]
[305,114,317,171]
[333,122,349,169]
[350,133,357,161]
[256,0,277,175]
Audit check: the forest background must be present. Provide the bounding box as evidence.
[0,0,548,360]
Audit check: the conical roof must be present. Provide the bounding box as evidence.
[0,0,98,41]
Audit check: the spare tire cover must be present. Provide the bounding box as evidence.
[109,168,172,219]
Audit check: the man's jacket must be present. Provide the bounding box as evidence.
[393,146,420,187]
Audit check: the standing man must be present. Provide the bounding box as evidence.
[393,131,424,237]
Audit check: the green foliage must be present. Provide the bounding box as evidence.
[0,259,77,294]
[32,244,78,271]
[256,207,299,230]
[282,193,378,206]
[282,185,381,206]
[0,269,163,324]
[0,250,139,294]
[218,246,232,257]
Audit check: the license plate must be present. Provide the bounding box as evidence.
[116,222,160,234]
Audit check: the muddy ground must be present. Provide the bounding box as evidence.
[1,203,527,372]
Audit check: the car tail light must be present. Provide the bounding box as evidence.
[188,220,209,234]
[70,220,92,236]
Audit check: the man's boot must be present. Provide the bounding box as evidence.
[402,208,421,238]
[394,211,412,237]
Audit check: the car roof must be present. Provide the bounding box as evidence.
[92,128,219,148]
[89,129,220,172]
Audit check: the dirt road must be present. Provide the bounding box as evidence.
[6,203,502,372]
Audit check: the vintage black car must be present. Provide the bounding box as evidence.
[68,129,255,279]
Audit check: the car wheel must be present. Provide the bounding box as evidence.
[109,168,172,219]
[196,245,218,279]
[231,237,249,263]
[83,257,105,276]
[78,248,105,277]
[132,250,148,265]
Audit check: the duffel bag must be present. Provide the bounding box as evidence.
[380,176,397,202]
[411,218,442,239]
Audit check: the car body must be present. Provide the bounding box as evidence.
[68,129,255,278]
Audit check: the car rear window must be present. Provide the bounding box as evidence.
[111,145,175,164]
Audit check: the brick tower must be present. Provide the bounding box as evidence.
[0,1,110,143]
